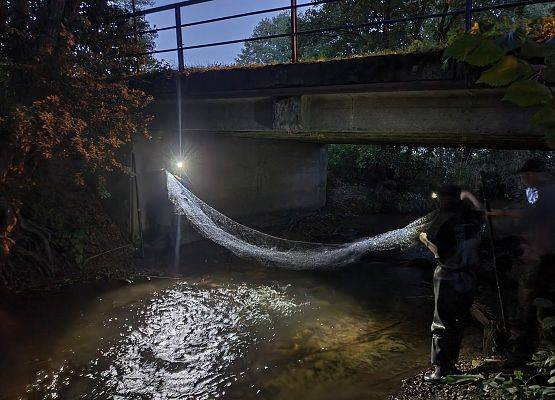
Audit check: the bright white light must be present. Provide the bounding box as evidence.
[526,187,539,204]
[431,192,438,199]
[176,161,184,169]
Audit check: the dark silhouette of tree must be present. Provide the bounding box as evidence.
[0,0,156,282]
[236,0,553,65]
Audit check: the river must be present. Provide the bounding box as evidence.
[0,260,434,400]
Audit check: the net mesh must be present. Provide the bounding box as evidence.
[166,172,435,270]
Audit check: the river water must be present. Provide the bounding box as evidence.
[0,261,434,400]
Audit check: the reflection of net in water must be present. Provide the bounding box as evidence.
[167,172,434,270]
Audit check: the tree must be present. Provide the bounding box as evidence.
[236,13,291,65]
[0,0,156,285]
[236,0,553,65]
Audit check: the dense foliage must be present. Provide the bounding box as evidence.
[444,24,555,142]
[0,0,155,286]
[0,0,154,182]
[327,145,551,213]
[236,1,553,64]
[446,298,555,399]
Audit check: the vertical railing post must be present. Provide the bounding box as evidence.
[175,6,185,71]
[174,5,184,267]
[131,0,140,73]
[464,0,473,31]
[290,0,298,63]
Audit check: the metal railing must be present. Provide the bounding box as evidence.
[119,0,553,71]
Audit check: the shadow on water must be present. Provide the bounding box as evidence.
[0,258,435,400]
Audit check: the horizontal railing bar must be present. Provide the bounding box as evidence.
[284,0,553,39]
[133,9,462,56]
[137,0,550,37]
[120,0,548,21]
[136,0,343,36]
[471,0,550,12]
[135,31,294,56]
[118,0,214,19]
[125,0,553,58]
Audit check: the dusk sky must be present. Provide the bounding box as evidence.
[145,0,292,67]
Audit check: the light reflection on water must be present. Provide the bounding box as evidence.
[2,264,432,400]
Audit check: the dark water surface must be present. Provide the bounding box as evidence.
[0,262,433,400]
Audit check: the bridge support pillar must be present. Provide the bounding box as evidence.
[131,135,327,248]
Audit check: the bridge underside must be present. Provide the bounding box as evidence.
[137,51,551,150]
[125,52,551,247]
[174,89,545,149]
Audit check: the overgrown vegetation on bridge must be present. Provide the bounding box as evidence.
[236,1,553,65]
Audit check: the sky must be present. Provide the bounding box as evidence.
[144,0,290,67]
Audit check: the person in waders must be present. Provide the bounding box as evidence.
[487,158,555,356]
[419,185,484,383]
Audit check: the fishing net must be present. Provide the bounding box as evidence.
[166,172,435,270]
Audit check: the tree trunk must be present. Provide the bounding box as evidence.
[411,0,430,41]
[437,0,451,41]
[382,0,392,49]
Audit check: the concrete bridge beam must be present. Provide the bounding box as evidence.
[168,89,544,149]
[135,51,551,150]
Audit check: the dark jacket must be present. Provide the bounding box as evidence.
[433,204,483,271]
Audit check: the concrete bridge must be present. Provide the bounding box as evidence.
[125,51,551,247]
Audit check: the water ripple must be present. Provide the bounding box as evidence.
[27,281,304,400]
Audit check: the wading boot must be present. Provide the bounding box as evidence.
[423,366,446,383]
[423,365,462,384]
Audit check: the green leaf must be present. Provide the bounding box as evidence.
[444,34,482,61]
[543,316,555,330]
[477,55,532,87]
[521,39,550,59]
[533,107,555,129]
[445,374,484,384]
[549,376,555,384]
[503,80,553,107]
[466,39,505,66]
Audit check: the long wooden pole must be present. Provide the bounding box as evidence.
[132,152,145,258]
[480,171,508,333]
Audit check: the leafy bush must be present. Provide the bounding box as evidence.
[444,25,555,143]
[447,298,555,399]
[327,144,550,214]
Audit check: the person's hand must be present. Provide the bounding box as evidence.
[419,232,428,244]
[461,190,481,210]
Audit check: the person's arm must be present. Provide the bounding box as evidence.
[419,232,439,259]
[461,190,482,210]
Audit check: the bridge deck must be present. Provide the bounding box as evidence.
[133,51,550,150]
